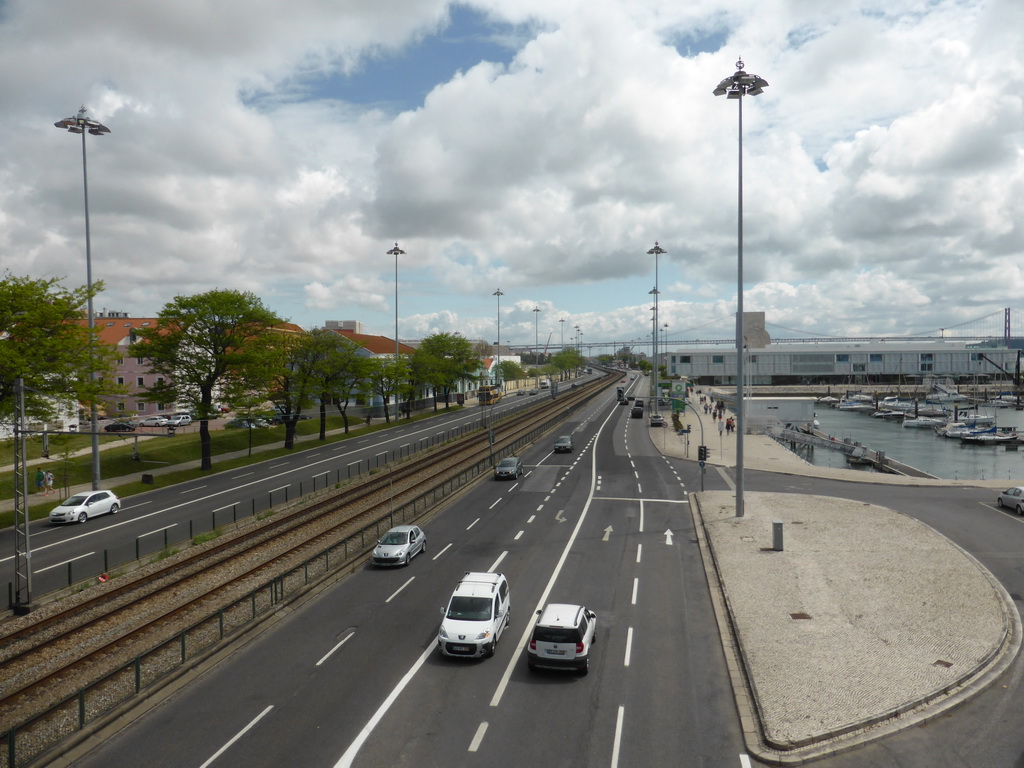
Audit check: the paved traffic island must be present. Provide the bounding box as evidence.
[693,491,1020,763]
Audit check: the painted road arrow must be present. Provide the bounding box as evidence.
[555,509,567,523]
[664,529,674,545]
[603,526,613,542]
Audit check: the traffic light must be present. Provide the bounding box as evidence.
[698,445,708,461]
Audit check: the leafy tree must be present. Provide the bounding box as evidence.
[265,330,320,449]
[549,348,585,380]
[364,355,408,424]
[309,330,370,435]
[413,332,478,410]
[129,289,282,470]
[498,360,526,383]
[0,273,116,424]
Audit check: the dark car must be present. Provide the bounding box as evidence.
[495,457,524,479]
[103,421,136,433]
[631,406,643,418]
[553,435,574,453]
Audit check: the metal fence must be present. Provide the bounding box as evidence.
[2,399,581,767]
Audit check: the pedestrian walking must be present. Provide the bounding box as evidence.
[35,468,45,494]
[44,470,55,496]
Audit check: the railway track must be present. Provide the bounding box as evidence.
[0,374,613,737]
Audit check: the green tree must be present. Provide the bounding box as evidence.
[549,348,585,380]
[413,332,478,410]
[498,360,526,383]
[266,330,320,450]
[0,273,116,423]
[129,289,282,470]
[364,355,408,424]
[309,331,370,435]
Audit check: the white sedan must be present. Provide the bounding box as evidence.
[50,491,121,524]
[996,487,1024,514]
[138,415,169,427]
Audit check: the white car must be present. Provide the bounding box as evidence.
[166,414,192,427]
[138,415,168,427]
[50,490,121,524]
[438,572,510,658]
[371,525,426,566]
[527,603,597,675]
[997,487,1024,514]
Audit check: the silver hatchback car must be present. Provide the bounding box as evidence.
[50,490,121,524]
[371,525,426,566]
[494,457,524,480]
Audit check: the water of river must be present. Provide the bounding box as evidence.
[802,406,1024,482]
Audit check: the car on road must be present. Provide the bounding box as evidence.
[225,417,269,429]
[618,397,629,406]
[103,421,136,432]
[997,487,1024,514]
[649,414,666,428]
[494,456,524,479]
[438,572,511,658]
[630,406,643,418]
[49,490,121,524]
[527,603,597,675]
[137,415,168,427]
[371,525,426,566]
[553,435,574,453]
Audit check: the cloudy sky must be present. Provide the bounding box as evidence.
[2,0,1022,353]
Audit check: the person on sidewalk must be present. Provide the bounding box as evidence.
[44,470,55,496]
[36,468,45,494]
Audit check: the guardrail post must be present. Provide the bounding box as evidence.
[67,561,73,587]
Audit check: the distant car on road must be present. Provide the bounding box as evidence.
[137,415,168,427]
[372,525,426,566]
[225,417,269,429]
[631,406,643,418]
[103,421,136,433]
[494,456,524,479]
[553,435,574,453]
[997,487,1024,514]
[50,490,121,524]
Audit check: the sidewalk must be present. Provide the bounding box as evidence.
[651,393,1020,763]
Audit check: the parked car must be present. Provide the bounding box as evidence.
[371,525,426,566]
[438,572,511,658]
[527,603,597,675]
[649,414,666,428]
[49,490,121,524]
[494,456,524,479]
[166,414,192,427]
[103,421,136,433]
[137,415,168,427]
[553,435,574,453]
[225,418,269,429]
[997,487,1024,514]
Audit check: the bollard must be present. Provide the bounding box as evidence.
[772,520,784,552]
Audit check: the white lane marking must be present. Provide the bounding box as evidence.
[180,485,206,494]
[269,463,289,469]
[510,482,520,491]
[269,485,289,494]
[631,578,639,605]
[490,398,619,709]
[636,544,642,564]
[527,515,536,523]
[639,501,644,533]
[37,552,94,574]
[199,705,274,768]
[306,453,320,458]
[333,644,434,768]
[740,756,752,768]
[624,627,633,667]
[232,472,254,479]
[489,498,502,510]
[467,518,481,530]
[468,722,488,752]
[432,543,452,561]
[544,495,551,502]
[610,706,625,768]
[385,577,415,603]
[316,631,355,667]
[489,551,508,572]
[514,530,524,540]
[637,483,642,494]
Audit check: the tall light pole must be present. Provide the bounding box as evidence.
[714,59,768,518]
[533,307,540,364]
[648,242,666,415]
[55,106,110,491]
[559,318,565,349]
[493,289,503,388]
[662,323,670,378]
[386,243,405,359]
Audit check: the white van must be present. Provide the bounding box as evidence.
[438,572,511,658]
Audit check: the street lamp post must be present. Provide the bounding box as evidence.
[54,106,110,491]
[386,243,405,358]
[714,59,768,519]
[532,307,540,364]
[493,289,503,388]
[647,242,666,415]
